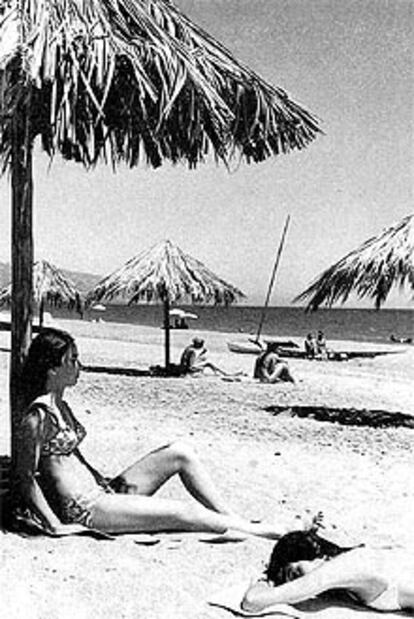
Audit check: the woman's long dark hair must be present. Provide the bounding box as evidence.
[21,328,75,407]
[265,530,353,585]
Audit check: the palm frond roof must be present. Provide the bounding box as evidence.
[86,239,245,305]
[0,0,321,171]
[295,214,414,310]
[0,259,81,306]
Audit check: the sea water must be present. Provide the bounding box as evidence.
[78,305,413,345]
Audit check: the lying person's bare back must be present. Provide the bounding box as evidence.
[242,531,414,613]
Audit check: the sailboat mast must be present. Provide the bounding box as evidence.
[255,215,291,344]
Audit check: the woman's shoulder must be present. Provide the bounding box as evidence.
[23,397,57,426]
[26,395,52,412]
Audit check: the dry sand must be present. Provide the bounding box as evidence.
[1,318,414,619]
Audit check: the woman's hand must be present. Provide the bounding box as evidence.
[292,510,324,532]
[309,511,324,531]
[96,475,112,489]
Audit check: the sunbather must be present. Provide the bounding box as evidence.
[316,330,328,360]
[304,333,318,359]
[179,337,230,376]
[11,328,287,539]
[253,342,295,383]
[241,528,414,613]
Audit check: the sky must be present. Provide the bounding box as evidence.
[0,0,412,307]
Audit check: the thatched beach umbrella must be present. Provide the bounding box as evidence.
[0,259,82,327]
[86,239,245,367]
[295,214,414,311]
[0,1,320,424]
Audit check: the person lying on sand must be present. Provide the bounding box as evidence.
[241,528,414,613]
[11,328,288,539]
[253,342,295,384]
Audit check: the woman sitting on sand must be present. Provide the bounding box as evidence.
[241,528,414,613]
[12,327,289,539]
[253,342,295,384]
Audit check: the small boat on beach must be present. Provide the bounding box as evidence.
[227,338,299,355]
[390,334,413,344]
[276,347,403,361]
[227,340,263,354]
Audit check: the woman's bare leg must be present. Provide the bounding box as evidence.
[90,494,281,538]
[274,363,295,383]
[203,362,228,376]
[105,441,287,538]
[112,440,233,514]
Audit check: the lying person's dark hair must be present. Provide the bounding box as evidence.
[265,529,355,585]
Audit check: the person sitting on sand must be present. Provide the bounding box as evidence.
[241,528,414,613]
[253,342,295,384]
[304,333,318,359]
[316,330,328,360]
[179,337,229,377]
[11,327,288,539]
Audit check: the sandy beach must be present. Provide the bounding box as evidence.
[1,318,414,619]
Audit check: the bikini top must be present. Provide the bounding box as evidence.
[25,401,87,457]
[347,583,401,612]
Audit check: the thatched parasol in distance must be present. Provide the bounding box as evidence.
[86,239,245,367]
[0,259,83,327]
[0,0,321,426]
[295,214,414,311]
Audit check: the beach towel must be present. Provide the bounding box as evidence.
[208,582,404,618]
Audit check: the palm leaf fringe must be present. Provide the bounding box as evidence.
[0,259,82,308]
[86,239,245,306]
[0,0,321,172]
[295,214,414,310]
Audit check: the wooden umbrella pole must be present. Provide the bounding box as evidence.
[163,296,170,368]
[10,101,34,444]
[255,214,291,344]
[39,297,44,328]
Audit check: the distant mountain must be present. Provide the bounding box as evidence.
[65,269,102,295]
[0,262,102,296]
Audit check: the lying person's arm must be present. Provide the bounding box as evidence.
[242,559,350,611]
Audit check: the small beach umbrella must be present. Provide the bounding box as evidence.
[169,308,198,320]
[295,214,414,310]
[0,259,83,327]
[181,311,198,320]
[169,308,186,317]
[86,239,245,368]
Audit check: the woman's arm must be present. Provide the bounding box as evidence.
[242,560,352,611]
[74,448,108,486]
[64,403,107,486]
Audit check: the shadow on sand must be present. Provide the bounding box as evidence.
[265,405,414,430]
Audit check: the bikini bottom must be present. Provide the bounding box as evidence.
[58,488,112,527]
[365,584,401,612]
